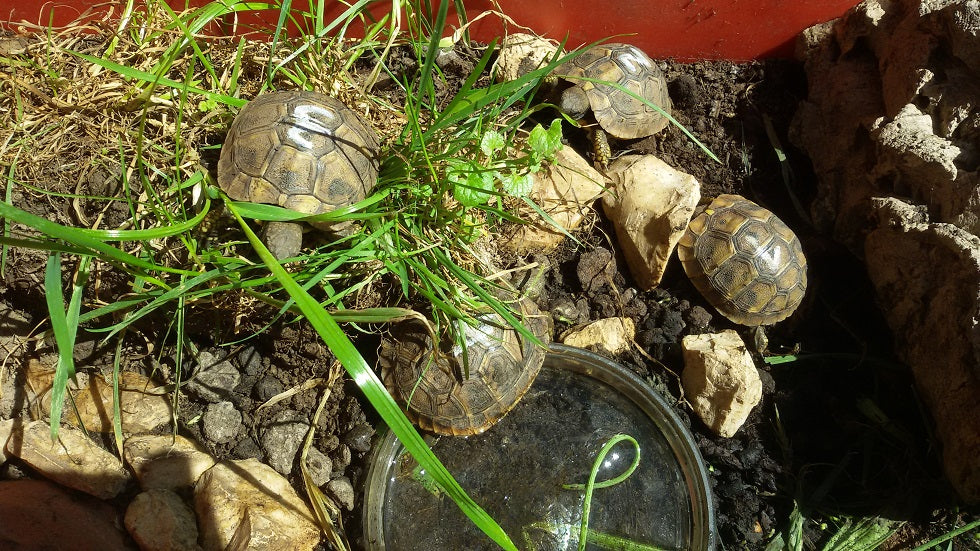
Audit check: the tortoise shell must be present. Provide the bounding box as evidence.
[378,299,552,436]
[677,194,808,326]
[217,90,379,228]
[558,43,671,140]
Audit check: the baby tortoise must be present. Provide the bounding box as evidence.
[677,194,807,326]
[556,43,672,167]
[217,90,380,260]
[379,299,552,436]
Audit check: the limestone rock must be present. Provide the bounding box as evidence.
[681,330,762,438]
[64,371,172,434]
[501,147,609,255]
[124,434,216,491]
[561,317,636,356]
[5,420,131,499]
[194,458,320,551]
[327,476,356,511]
[865,197,980,502]
[125,489,201,551]
[494,33,560,82]
[0,417,17,464]
[0,479,132,551]
[602,154,700,289]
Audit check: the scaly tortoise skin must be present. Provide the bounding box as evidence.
[217,90,380,259]
[379,299,552,436]
[558,43,671,165]
[677,194,808,326]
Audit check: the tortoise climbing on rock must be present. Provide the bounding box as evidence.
[217,90,380,260]
[379,299,552,436]
[677,194,808,326]
[556,43,672,166]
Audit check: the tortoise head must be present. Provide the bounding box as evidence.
[559,85,592,120]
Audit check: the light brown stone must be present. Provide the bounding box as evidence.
[125,489,202,551]
[194,458,320,551]
[561,317,636,356]
[681,330,762,438]
[4,420,131,499]
[602,154,700,289]
[501,147,609,255]
[494,33,561,82]
[68,371,173,434]
[124,434,216,490]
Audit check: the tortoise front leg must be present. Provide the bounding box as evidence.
[591,127,612,170]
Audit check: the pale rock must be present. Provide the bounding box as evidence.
[60,371,172,434]
[194,458,320,551]
[865,197,980,502]
[0,417,17,464]
[501,147,609,255]
[681,330,762,438]
[494,33,560,82]
[124,434,216,490]
[561,317,635,356]
[327,476,355,511]
[602,154,700,289]
[125,489,201,551]
[933,0,980,72]
[0,479,132,550]
[5,420,131,499]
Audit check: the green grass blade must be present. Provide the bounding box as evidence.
[44,253,87,440]
[0,200,199,277]
[225,199,518,551]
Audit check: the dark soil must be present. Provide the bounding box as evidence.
[0,33,973,551]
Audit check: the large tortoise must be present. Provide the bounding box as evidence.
[556,43,672,166]
[379,299,552,436]
[677,194,808,326]
[217,90,380,260]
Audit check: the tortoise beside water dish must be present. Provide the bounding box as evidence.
[557,43,672,167]
[217,90,380,260]
[379,299,552,436]
[677,194,808,326]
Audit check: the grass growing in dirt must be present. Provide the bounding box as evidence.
[0,0,580,548]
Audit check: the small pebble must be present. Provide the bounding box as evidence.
[186,351,241,402]
[202,401,242,444]
[343,423,374,453]
[260,412,309,475]
[327,477,355,511]
[305,447,332,487]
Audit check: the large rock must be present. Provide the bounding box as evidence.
[124,434,216,491]
[602,154,701,289]
[5,420,131,499]
[0,479,132,551]
[865,197,980,502]
[501,147,609,255]
[194,458,320,551]
[794,0,980,502]
[681,330,762,438]
[66,371,173,434]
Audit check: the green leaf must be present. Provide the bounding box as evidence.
[500,172,533,198]
[448,161,495,207]
[479,131,505,158]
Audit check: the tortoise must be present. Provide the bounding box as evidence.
[677,194,807,326]
[378,299,553,436]
[217,90,380,260]
[556,43,672,167]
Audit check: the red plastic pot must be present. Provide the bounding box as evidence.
[4,0,857,60]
